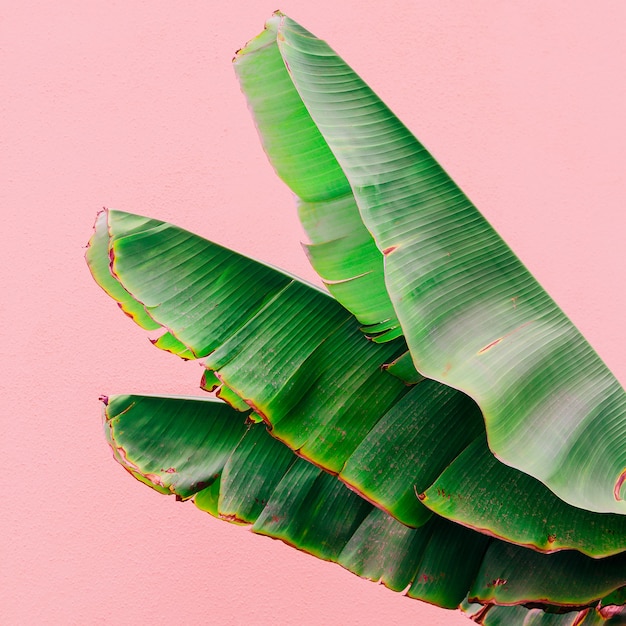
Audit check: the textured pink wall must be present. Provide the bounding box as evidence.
[3,2,625,624]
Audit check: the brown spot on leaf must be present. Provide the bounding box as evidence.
[469,604,493,624]
[477,321,535,355]
[572,609,592,626]
[547,534,557,544]
[599,606,625,619]
[614,468,626,501]
[413,485,426,501]
[382,245,398,256]
[163,467,176,474]
[143,473,165,487]
[115,446,140,472]
[219,513,247,524]
[477,337,503,354]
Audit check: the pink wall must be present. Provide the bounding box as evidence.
[3,2,625,624]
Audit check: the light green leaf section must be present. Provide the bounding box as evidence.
[234,23,400,341]
[234,12,626,515]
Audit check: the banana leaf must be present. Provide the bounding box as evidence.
[87,12,626,620]
[460,600,626,625]
[233,12,626,516]
[86,209,626,560]
[103,393,626,613]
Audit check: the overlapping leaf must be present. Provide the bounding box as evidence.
[87,209,626,559]
[103,394,626,612]
[233,12,626,516]
[88,12,626,621]
[460,600,626,625]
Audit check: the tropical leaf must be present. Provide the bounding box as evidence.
[86,209,626,559]
[88,12,626,620]
[103,393,626,612]
[460,600,626,625]
[422,436,626,557]
[104,394,483,608]
[233,12,626,516]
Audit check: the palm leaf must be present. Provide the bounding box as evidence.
[233,12,626,515]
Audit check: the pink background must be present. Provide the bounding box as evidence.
[3,2,625,624]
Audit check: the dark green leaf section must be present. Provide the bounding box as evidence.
[223,315,411,471]
[103,394,476,605]
[216,424,296,524]
[422,436,626,557]
[253,461,373,560]
[104,395,247,498]
[89,209,428,526]
[89,209,626,554]
[470,541,626,608]
[338,507,432,592]
[104,394,626,613]
[234,21,399,339]
[603,587,626,610]
[340,380,484,527]
[108,218,298,359]
[406,520,489,608]
[258,12,626,515]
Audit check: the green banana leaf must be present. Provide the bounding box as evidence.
[86,209,626,563]
[87,13,626,620]
[103,393,626,613]
[233,12,626,516]
[461,599,626,625]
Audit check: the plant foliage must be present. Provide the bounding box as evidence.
[87,12,626,624]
